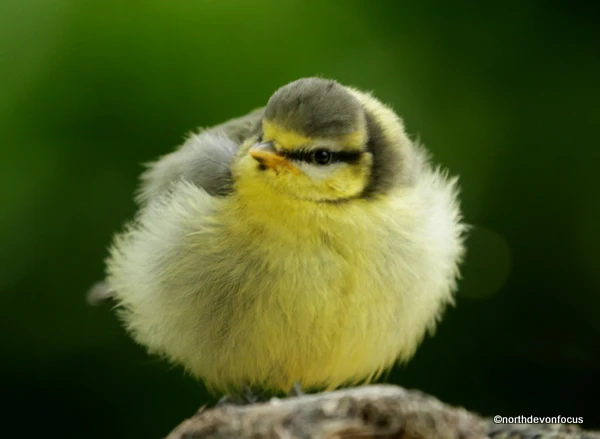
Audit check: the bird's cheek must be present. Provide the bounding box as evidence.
[325,181,354,195]
[324,170,367,197]
[259,158,299,175]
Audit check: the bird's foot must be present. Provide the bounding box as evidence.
[287,382,305,398]
[217,386,268,407]
[218,383,305,406]
[216,394,245,407]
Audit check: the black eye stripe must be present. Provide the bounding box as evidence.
[284,149,362,164]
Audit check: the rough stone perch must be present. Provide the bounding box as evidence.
[166,384,598,438]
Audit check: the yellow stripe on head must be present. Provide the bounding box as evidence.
[263,120,313,151]
[262,119,368,152]
[342,129,368,151]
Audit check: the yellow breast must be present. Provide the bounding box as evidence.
[110,161,461,394]
[188,181,425,392]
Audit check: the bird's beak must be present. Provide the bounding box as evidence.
[249,141,298,174]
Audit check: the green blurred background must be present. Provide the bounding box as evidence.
[1,0,599,437]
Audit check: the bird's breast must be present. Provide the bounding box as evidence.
[182,196,406,389]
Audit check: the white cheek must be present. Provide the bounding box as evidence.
[295,162,345,181]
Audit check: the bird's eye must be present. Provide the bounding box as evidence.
[311,149,333,165]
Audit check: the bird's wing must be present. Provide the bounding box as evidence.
[136,107,264,204]
[88,108,264,304]
[207,106,265,145]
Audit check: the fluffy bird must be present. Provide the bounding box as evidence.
[101,77,466,397]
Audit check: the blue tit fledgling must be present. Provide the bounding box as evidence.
[100,77,467,397]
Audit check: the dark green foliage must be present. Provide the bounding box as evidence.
[1,0,598,436]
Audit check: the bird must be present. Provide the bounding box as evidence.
[97,77,467,400]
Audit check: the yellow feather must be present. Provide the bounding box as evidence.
[106,80,466,394]
[263,119,367,152]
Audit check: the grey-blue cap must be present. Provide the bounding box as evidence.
[264,77,364,139]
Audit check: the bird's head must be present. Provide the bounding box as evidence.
[234,77,410,203]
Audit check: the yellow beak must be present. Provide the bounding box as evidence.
[249,142,299,174]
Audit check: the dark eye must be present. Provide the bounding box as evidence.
[311,149,333,165]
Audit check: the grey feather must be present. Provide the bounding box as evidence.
[86,108,263,305]
[264,78,363,139]
[361,108,405,197]
[207,107,264,145]
[136,108,264,204]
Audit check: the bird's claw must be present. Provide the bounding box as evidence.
[216,386,267,407]
[288,382,304,397]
